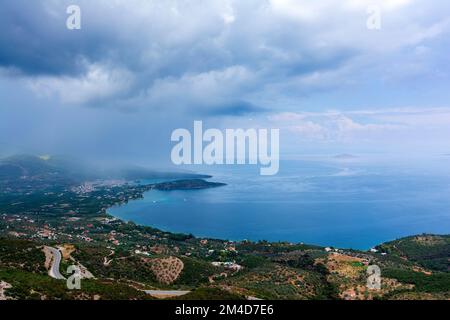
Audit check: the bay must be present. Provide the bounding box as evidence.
[109,156,450,249]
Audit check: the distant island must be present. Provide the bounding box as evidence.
[334,154,359,160]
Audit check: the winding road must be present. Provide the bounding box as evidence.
[46,247,66,280]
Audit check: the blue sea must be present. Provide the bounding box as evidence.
[109,155,450,249]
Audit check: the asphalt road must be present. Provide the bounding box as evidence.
[47,247,66,280]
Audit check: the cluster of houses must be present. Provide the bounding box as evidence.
[134,249,151,256]
[35,226,57,240]
[211,261,243,272]
[325,246,387,256]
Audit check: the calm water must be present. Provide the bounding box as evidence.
[109,156,450,249]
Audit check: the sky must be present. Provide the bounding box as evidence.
[1,0,450,165]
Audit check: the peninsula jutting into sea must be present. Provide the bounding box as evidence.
[0,155,448,300]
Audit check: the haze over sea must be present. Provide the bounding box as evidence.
[109,155,450,250]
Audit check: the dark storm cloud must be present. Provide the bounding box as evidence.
[204,101,267,116]
[0,1,118,76]
[0,0,361,114]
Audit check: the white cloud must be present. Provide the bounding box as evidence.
[270,0,328,21]
[345,0,412,11]
[29,64,134,104]
[144,65,255,111]
[268,107,450,143]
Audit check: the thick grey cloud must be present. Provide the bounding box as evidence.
[0,1,118,76]
[2,0,449,114]
[0,0,362,113]
[1,0,450,160]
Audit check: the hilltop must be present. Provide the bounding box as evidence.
[0,154,211,187]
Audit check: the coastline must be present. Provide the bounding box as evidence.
[1,173,449,300]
